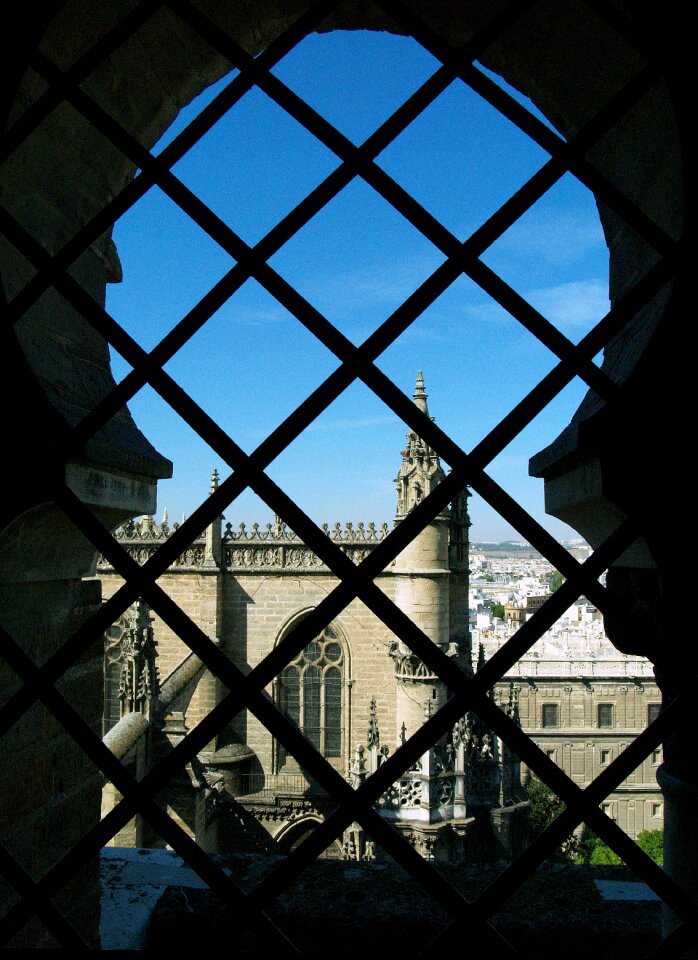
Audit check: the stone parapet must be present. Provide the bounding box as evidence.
[98,518,392,572]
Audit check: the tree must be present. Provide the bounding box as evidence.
[587,841,622,865]
[574,829,663,865]
[526,775,564,836]
[636,829,664,864]
[526,775,579,860]
[491,602,505,619]
[546,570,565,593]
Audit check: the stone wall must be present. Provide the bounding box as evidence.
[0,579,103,948]
[515,677,663,837]
[97,546,663,842]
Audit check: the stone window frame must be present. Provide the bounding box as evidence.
[541,703,560,729]
[0,0,692,951]
[275,619,346,771]
[647,702,661,726]
[597,703,615,729]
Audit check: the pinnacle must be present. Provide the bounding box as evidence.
[413,370,429,416]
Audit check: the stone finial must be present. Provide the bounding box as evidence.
[118,599,158,717]
[506,681,520,725]
[210,468,220,495]
[395,371,445,519]
[367,696,380,749]
[349,744,367,789]
[161,507,168,528]
[413,370,429,416]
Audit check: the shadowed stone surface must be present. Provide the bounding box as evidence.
[141,855,661,957]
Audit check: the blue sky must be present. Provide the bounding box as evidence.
[106,29,609,542]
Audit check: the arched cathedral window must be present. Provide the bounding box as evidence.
[277,625,344,767]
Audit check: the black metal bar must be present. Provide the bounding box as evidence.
[376,0,676,258]
[3,0,343,325]
[1,0,166,162]
[0,841,89,949]
[164,2,620,402]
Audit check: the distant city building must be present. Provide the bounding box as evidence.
[475,602,662,838]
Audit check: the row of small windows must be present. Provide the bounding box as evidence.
[600,801,663,820]
[547,746,662,766]
[540,702,661,728]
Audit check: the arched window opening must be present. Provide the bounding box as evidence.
[276,818,343,860]
[277,624,345,769]
[0,1,691,952]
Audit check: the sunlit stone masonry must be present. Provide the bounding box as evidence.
[96,374,531,862]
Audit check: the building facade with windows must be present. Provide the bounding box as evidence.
[98,377,662,854]
[2,0,693,949]
[473,583,665,839]
[98,375,529,862]
[509,656,664,837]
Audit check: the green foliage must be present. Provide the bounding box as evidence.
[481,573,495,582]
[574,829,663,865]
[636,829,664,864]
[588,842,622,865]
[526,775,564,837]
[546,570,565,592]
[491,602,505,619]
[525,776,581,860]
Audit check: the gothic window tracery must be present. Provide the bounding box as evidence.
[277,624,344,767]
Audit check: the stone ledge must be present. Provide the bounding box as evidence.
[101,848,662,955]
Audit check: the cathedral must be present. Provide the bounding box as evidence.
[98,373,530,863]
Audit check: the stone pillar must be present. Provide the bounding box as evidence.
[531,449,696,952]
[392,516,451,741]
[204,468,223,569]
[0,464,166,947]
[448,488,471,651]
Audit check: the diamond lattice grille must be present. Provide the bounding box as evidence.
[0,0,691,953]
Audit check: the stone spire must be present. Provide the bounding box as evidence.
[395,372,445,520]
[413,369,429,415]
[205,468,223,567]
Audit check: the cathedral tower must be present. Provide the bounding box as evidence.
[390,372,453,741]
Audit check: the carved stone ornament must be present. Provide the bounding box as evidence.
[117,599,159,715]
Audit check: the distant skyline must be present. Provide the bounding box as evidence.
[106,28,609,543]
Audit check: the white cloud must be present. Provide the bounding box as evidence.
[525,279,609,330]
[487,209,606,266]
[299,250,445,317]
[306,414,397,433]
[462,278,608,333]
[222,306,288,327]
